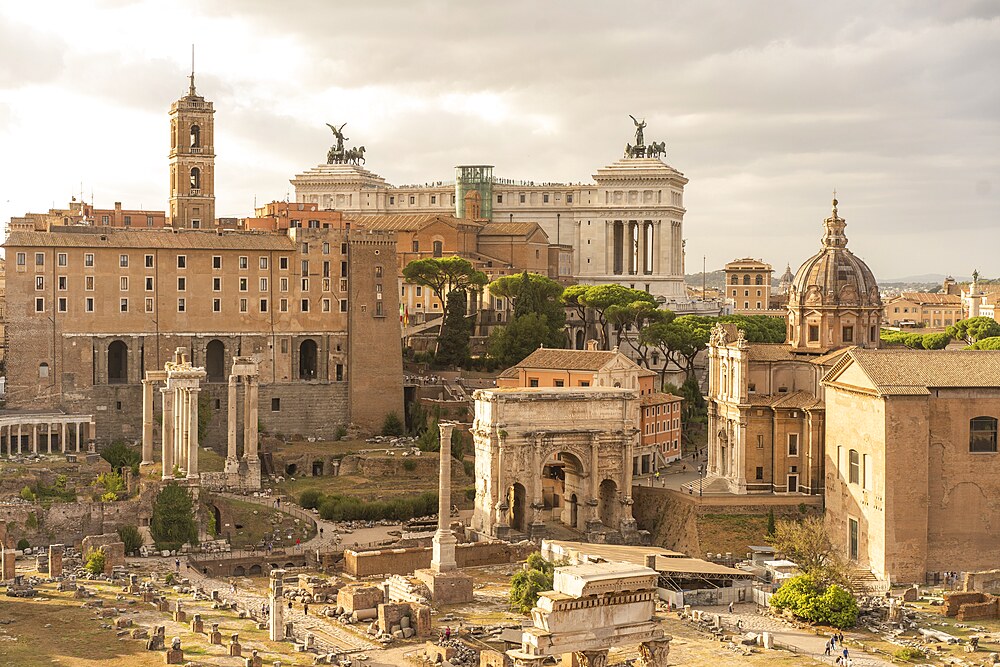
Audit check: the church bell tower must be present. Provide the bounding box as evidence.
[168,66,215,228]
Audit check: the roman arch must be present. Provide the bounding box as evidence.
[471,388,647,545]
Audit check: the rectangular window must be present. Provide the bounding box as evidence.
[409,196,415,204]
[260,298,268,312]
[339,299,347,313]
[57,297,67,312]
[788,433,799,457]
[322,298,331,312]
[271,398,281,412]
[808,324,819,342]
[177,298,185,312]
[119,254,128,268]
[177,277,186,291]
[35,297,45,312]
[240,298,248,313]
[849,517,859,561]
[554,379,564,387]
[302,242,309,254]
[848,449,860,484]
[755,466,764,480]
[497,194,503,203]
[757,434,764,449]
[580,381,590,387]
[259,256,268,269]
[120,276,128,291]
[239,277,248,292]
[177,255,186,268]
[85,276,95,291]
[57,276,67,291]
[543,194,549,203]
[279,256,288,270]
[86,297,95,312]
[123,215,131,226]
[430,195,437,204]
[84,253,94,267]
[301,299,310,312]
[301,278,310,291]
[322,242,330,254]
[301,260,309,275]
[519,194,525,203]
[341,261,348,277]
[280,277,288,292]
[323,261,331,278]
[280,298,288,312]
[529,378,539,387]
[35,276,44,291]
[101,215,109,225]
[213,256,222,269]
[416,286,422,296]
[144,297,153,313]
[239,256,248,270]
[212,277,221,291]
[146,215,154,227]
[145,254,154,268]
[35,252,45,266]
[971,417,998,453]
[120,298,128,312]
[567,193,573,203]
[340,278,348,292]
[213,298,221,313]
[280,339,288,354]
[16,252,26,266]
[336,364,343,381]
[375,301,383,316]
[57,253,67,267]
[322,278,331,292]
[842,325,854,342]
[260,277,268,292]
[412,240,419,253]
[341,243,347,254]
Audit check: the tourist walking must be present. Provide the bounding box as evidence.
[174,558,180,572]
[304,602,309,616]
[444,626,451,641]
[728,601,734,614]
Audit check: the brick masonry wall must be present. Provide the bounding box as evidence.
[345,541,534,578]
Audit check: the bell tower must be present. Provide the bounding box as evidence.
[168,62,215,228]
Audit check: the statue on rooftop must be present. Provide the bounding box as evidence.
[629,114,647,147]
[326,122,349,164]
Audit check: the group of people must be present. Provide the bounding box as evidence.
[825,631,850,665]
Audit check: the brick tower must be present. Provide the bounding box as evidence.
[168,65,215,228]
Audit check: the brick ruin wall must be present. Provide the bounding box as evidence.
[344,541,535,578]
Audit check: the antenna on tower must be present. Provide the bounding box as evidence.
[188,44,196,95]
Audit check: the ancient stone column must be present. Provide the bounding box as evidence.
[187,387,200,479]
[1,546,16,580]
[16,424,22,454]
[49,544,64,578]
[31,424,37,454]
[177,387,188,473]
[227,376,238,461]
[574,649,609,667]
[161,387,175,479]
[638,637,672,667]
[60,422,67,454]
[74,422,80,452]
[269,569,285,641]
[141,379,154,464]
[245,378,258,462]
[430,422,457,573]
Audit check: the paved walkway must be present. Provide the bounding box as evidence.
[700,603,893,667]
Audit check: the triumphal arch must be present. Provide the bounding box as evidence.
[471,388,648,545]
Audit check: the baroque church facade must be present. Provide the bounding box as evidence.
[704,199,883,495]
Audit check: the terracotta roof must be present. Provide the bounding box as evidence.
[640,392,682,406]
[4,228,296,250]
[745,391,822,410]
[510,348,636,372]
[344,213,478,231]
[892,292,962,306]
[479,221,542,237]
[826,348,1000,396]
[746,344,799,362]
[809,347,852,367]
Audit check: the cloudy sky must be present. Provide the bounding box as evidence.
[1,1,997,279]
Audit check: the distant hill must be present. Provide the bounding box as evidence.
[685,269,726,290]
[881,274,972,284]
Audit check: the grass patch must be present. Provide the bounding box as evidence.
[207,495,315,549]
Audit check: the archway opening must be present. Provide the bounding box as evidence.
[212,505,222,537]
[285,463,297,476]
[108,340,128,384]
[206,340,225,382]
[598,479,618,528]
[509,483,526,534]
[575,330,585,350]
[312,461,324,477]
[233,565,246,576]
[542,451,585,531]
[299,339,318,380]
[570,493,579,529]
[248,564,262,576]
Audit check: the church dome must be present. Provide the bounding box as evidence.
[786,199,883,352]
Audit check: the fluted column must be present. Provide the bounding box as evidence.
[161,387,174,479]
[187,388,200,479]
[60,422,67,454]
[227,377,238,460]
[141,380,154,464]
[74,422,80,452]
[16,424,22,454]
[246,378,258,461]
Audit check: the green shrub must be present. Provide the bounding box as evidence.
[318,491,437,522]
[402,459,416,472]
[893,647,925,661]
[334,425,348,440]
[84,549,106,575]
[20,486,35,502]
[381,412,404,436]
[95,471,126,501]
[16,538,29,550]
[164,573,175,585]
[100,441,141,475]
[770,574,859,628]
[509,552,555,613]
[464,487,476,501]
[25,513,38,530]
[298,489,324,510]
[150,482,198,551]
[117,525,144,554]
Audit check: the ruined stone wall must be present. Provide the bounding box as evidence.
[964,569,1000,594]
[344,541,534,578]
[0,499,142,547]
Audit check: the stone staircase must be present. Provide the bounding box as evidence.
[680,474,732,495]
[848,568,890,595]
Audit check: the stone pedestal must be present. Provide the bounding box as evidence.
[1,547,16,581]
[414,568,474,605]
[245,650,263,667]
[269,570,285,641]
[49,544,64,578]
[165,648,184,664]
[209,623,222,645]
[190,613,203,633]
[229,634,242,657]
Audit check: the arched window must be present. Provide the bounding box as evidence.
[108,340,128,384]
[38,362,49,379]
[742,275,750,285]
[206,339,225,382]
[848,449,860,484]
[299,339,318,380]
[432,240,443,257]
[190,124,201,148]
[190,167,201,190]
[970,417,998,453]
[755,275,763,285]
[731,275,738,285]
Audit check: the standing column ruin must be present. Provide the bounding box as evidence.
[431,421,457,573]
[49,544,64,578]
[161,387,174,479]
[186,387,200,479]
[269,569,285,641]
[141,379,155,464]
[225,375,238,471]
